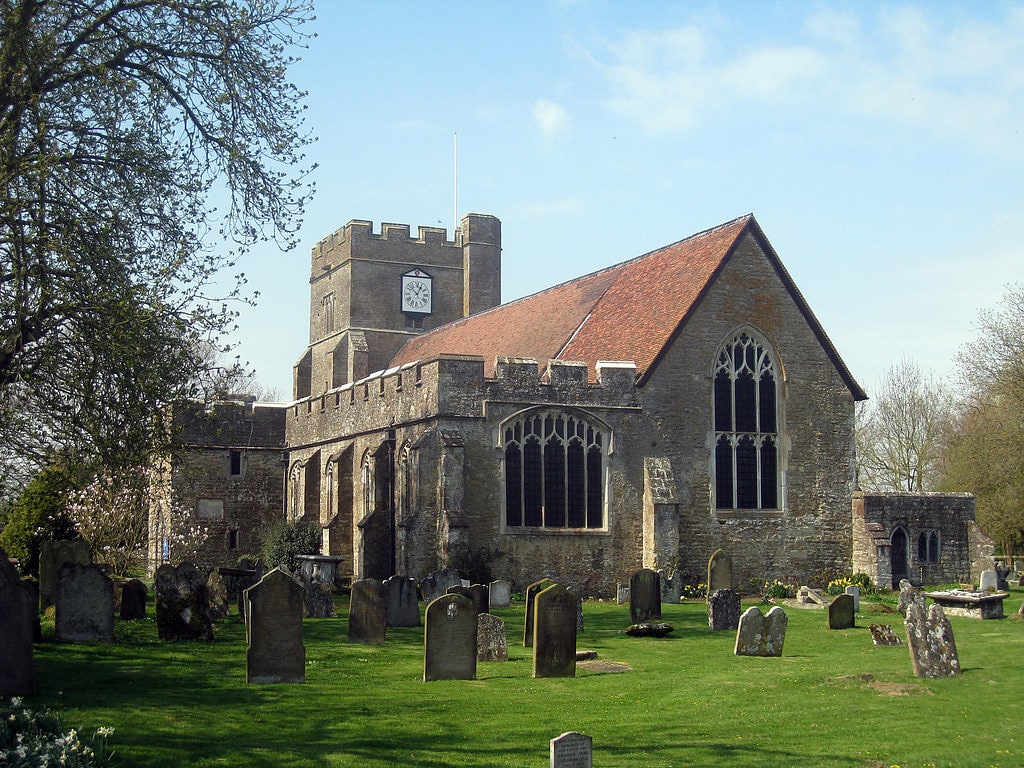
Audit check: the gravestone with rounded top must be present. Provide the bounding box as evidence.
[524,577,556,647]
[348,578,387,644]
[734,605,788,657]
[385,575,420,627]
[904,602,960,678]
[630,568,661,624]
[424,593,478,681]
[245,567,305,684]
[550,731,593,768]
[828,593,856,629]
[488,579,512,610]
[55,562,114,643]
[707,549,733,593]
[119,578,148,620]
[845,584,861,612]
[533,583,577,678]
[0,548,36,695]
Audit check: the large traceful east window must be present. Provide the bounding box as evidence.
[504,411,604,529]
[714,331,780,510]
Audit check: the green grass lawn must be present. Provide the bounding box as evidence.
[25,590,1024,768]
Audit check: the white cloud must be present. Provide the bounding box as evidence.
[533,99,570,141]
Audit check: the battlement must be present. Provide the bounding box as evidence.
[312,219,457,261]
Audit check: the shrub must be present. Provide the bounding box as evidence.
[0,465,78,578]
[0,697,114,767]
[262,520,320,572]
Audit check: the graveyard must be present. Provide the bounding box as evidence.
[17,585,1024,768]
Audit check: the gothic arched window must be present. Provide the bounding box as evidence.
[713,331,780,510]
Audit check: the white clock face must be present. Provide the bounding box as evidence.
[402,277,431,312]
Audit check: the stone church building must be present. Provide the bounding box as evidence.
[160,212,990,594]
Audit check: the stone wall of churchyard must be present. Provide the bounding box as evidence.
[639,233,859,588]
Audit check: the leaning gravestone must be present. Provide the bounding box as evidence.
[55,562,114,643]
[629,568,661,624]
[897,579,926,618]
[828,593,856,629]
[155,562,214,641]
[348,578,387,645]
[206,571,229,620]
[708,588,741,631]
[533,583,577,678]
[488,579,512,610]
[477,613,508,662]
[735,605,788,657]
[550,731,593,768]
[246,567,305,684]
[38,539,91,612]
[385,575,421,627]
[424,593,478,681]
[870,624,903,646]
[524,577,557,647]
[904,602,960,678]
[0,548,37,696]
[707,549,733,593]
[419,568,462,605]
[119,578,148,620]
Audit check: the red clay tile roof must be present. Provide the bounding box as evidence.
[389,214,866,400]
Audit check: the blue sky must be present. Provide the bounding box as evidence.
[232,1,1024,400]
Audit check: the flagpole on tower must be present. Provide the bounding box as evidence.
[453,131,458,242]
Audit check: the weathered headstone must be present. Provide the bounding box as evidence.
[206,571,229,619]
[550,731,593,768]
[533,582,577,678]
[245,567,305,684]
[897,579,926,617]
[629,568,661,624]
[477,612,508,662]
[707,549,733,593]
[348,578,387,644]
[448,583,488,615]
[979,569,998,592]
[385,575,420,627]
[488,579,512,610]
[38,539,90,612]
[904,602,960,678]
[708,588,741,631]
[828,593,856,629]
[845,584,861,612]
[119,578,148,620]
[869,624,903,646]
[155,562,214,641]
[735,605,788,657]
[616,583,630,605]
[659,569,682,604]
[0,548,36,696]
[419,568,461,605]
[301,576,337,618]
[524,577,556,647]
[424,593,478,681]
[55,562,114,643]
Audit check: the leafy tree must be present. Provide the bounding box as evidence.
[0,463,79,576]
[855,358,953,492]
[262,519,319,573]
[0,0,315,473]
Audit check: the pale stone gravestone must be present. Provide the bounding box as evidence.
[904,602,960,678]
[979,569,998,592]
[616,583,630,605]
[385,575,420,627]
[734,605,788,657]
[155,562,214,641]
[246,567,305,684]
[828,593,856,629]
[708,588,741,631]
[348,578,387,645]
[869,624,902,646]
[524,577,556,647]
[0,548,36,696]
[798,585,828,605]
[550,731,593,768]
[845,584,861,612]
[419,568,461,605]
[897,579,926,617]
[206,571,229,620]
[707,548,733,593]
[55,562,114,643]
[119,578,148,620]
[477,612,508,662]
[659,569,682,604]
[424,593,478,681]
[488,579,512,610]
[533,582,577,678]
[629,568,661,624]
[301,576,337,619]
[38,539,90,612]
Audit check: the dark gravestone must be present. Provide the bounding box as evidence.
[246,567,305,684]
[419,568,461,605]
[424,593,478,681]
[55,562,114,643]
[524,577,556,647]
[38,539,90,612]
[550,731,593,768]
[477,613,508,662]
[206,571,229,620]
[348,578,387,644]
[488,579,512,610]
[533,583,577,678]
[708,588,741,631]
[155,562,213,642]
[119,578,148,620]
[707,549,733,593]
[870,624,903,646]
[735,605,788,657]
[905,602,960,678]
[448,583,488,616]
[629,568,661,624]
[385,575,421,627]
[828,593,856,629]
[0,548,37,696]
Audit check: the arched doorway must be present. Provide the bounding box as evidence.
[359,437,396,580]
[890,527,909,588]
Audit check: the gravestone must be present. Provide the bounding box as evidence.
[904,602,960,678]
[994,563,1011,590]
[735,605,788,657]
[659,569,682,604]
[155,562,214,641]
[550,731,593,768]
[629,568,661,624]
[385,575,421,627]
[524,577,556,647]
[55,562,114,643]
[301,576,337,618]
[206,571,229,619]
[0,548,36,696]
[245,567,305,684]
[616,583,630,605]
[869,624,903,646]
[348,578,387,644]
[897,579,926,617]
[424,593,478,681]
[488,579,512,610]
[234,564,264,622]
[798,585,828,605]
[979,569,998,591]
[570,587,584,634]
[533,583,577,678]
[419,568,461,605]
[477,613,508,662]
[119,578,148,620]
[708,588,741,631]
[38,539,90,612]
[448,583,488,615]
[845,584,861,612]
[707,549,733,593]
[828,593,856,629]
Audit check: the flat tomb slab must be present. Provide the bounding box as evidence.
[925,590,1008,619]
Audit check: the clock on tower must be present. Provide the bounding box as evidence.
[401,269,433,314]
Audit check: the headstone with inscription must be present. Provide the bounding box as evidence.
[550,731,593,768]
[488,579,512,610]
[707,548,733,593]
[477,613,508,662]
[348,578,387,644]
[38,539,91,612]
[155,562,214,641]
[419,568,462,605]
[524,577,556,647]
[245,567,305,684]
[424,593,478,681]
[0,548,36,696]
[119,578,148,620]
[533,583,577,678]
[55,562,114,643]
[904,602,960,678]
[734,605,788,657]
[630,568,661,624]
[385,575,421,627]
[828,593,856,629]
[708,588,741,631]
